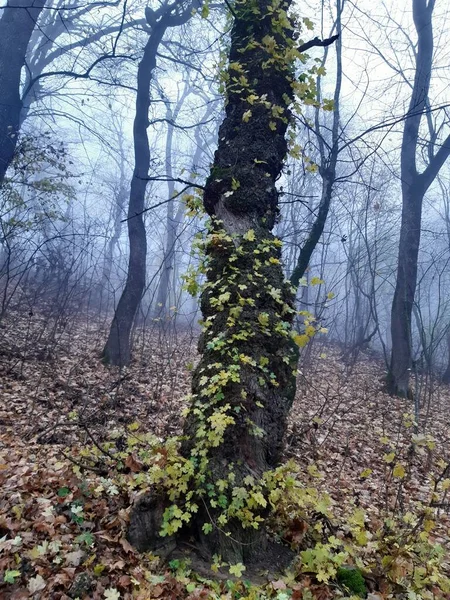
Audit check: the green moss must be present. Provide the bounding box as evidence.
[336,566,367,597]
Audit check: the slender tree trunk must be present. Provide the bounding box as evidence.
[0,0,46,184]
[102,2,199,365]
[102,29,163,366]
[388,0,450,396]
[154,98,183,319]
[442,332,450,385]
[290,0,342,287]
[101,185,127,292]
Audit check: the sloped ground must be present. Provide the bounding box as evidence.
[1,311,450,598]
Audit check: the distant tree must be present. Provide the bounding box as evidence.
[0,0,47,185]
[388,0,450,397]
[102,0,200,366]
[290,0,343,287]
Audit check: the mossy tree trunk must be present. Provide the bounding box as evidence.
[128,0,338,566]
[180,0,299,563]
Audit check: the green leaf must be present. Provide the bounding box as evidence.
[76,532,95,546]
[229,562,246,577]
[201,3,209,18]
[202,522,213,535]
[384,452,395,464]
[393,463,406,479]
[4,570,21,584]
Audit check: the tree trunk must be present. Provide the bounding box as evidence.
[290,0,342,287]
[388,0,450,396]
[180,0,299,563]
[102,2,199,365]
[0,0,46,184]
[102,27,165,366]
[127,0,341,566]
[442,332,450,385]
[153,97,184,319]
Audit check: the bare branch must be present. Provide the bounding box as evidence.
[298,34,339,53]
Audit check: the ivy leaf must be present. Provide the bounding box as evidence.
[384,452,395,464]
[201,1,209,18]
[393,463,406,479]
[4,570,21,584]
[202,522,213,534]
[229,562,246,577]
[293,334,309,348]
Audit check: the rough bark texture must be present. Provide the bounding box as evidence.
[182,0,298,563]
[388,0,450,397]
[129,0,300,565]
[0,0,46,184]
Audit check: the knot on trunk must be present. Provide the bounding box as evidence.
[128,489,176,556]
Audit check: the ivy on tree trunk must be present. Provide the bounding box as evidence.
[181,0,299,562]
[130,0,306,566]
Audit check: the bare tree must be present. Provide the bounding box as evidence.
[0,0,47,184]
[102,0,199,366]
[388,0,450,396]
[290,0,343,287]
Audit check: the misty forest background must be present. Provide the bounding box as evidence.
[1,0,450,598]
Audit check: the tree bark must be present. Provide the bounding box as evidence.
[388,0,450,397]
[0,0,46,185]
[179,0,299,563]
[442,332,450,385]
[127,0,342,566]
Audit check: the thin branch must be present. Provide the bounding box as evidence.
[298,34,339,53]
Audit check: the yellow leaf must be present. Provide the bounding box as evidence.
[310,277,324,285]
[293,334,309,348]
[242,109,252,122]
[393,463,406,478]
[243,229,255,242]
[201,2,209,18]
[384,452,395,464]
[360,468,372,479]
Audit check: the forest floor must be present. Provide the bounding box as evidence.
[1,311,450,599]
